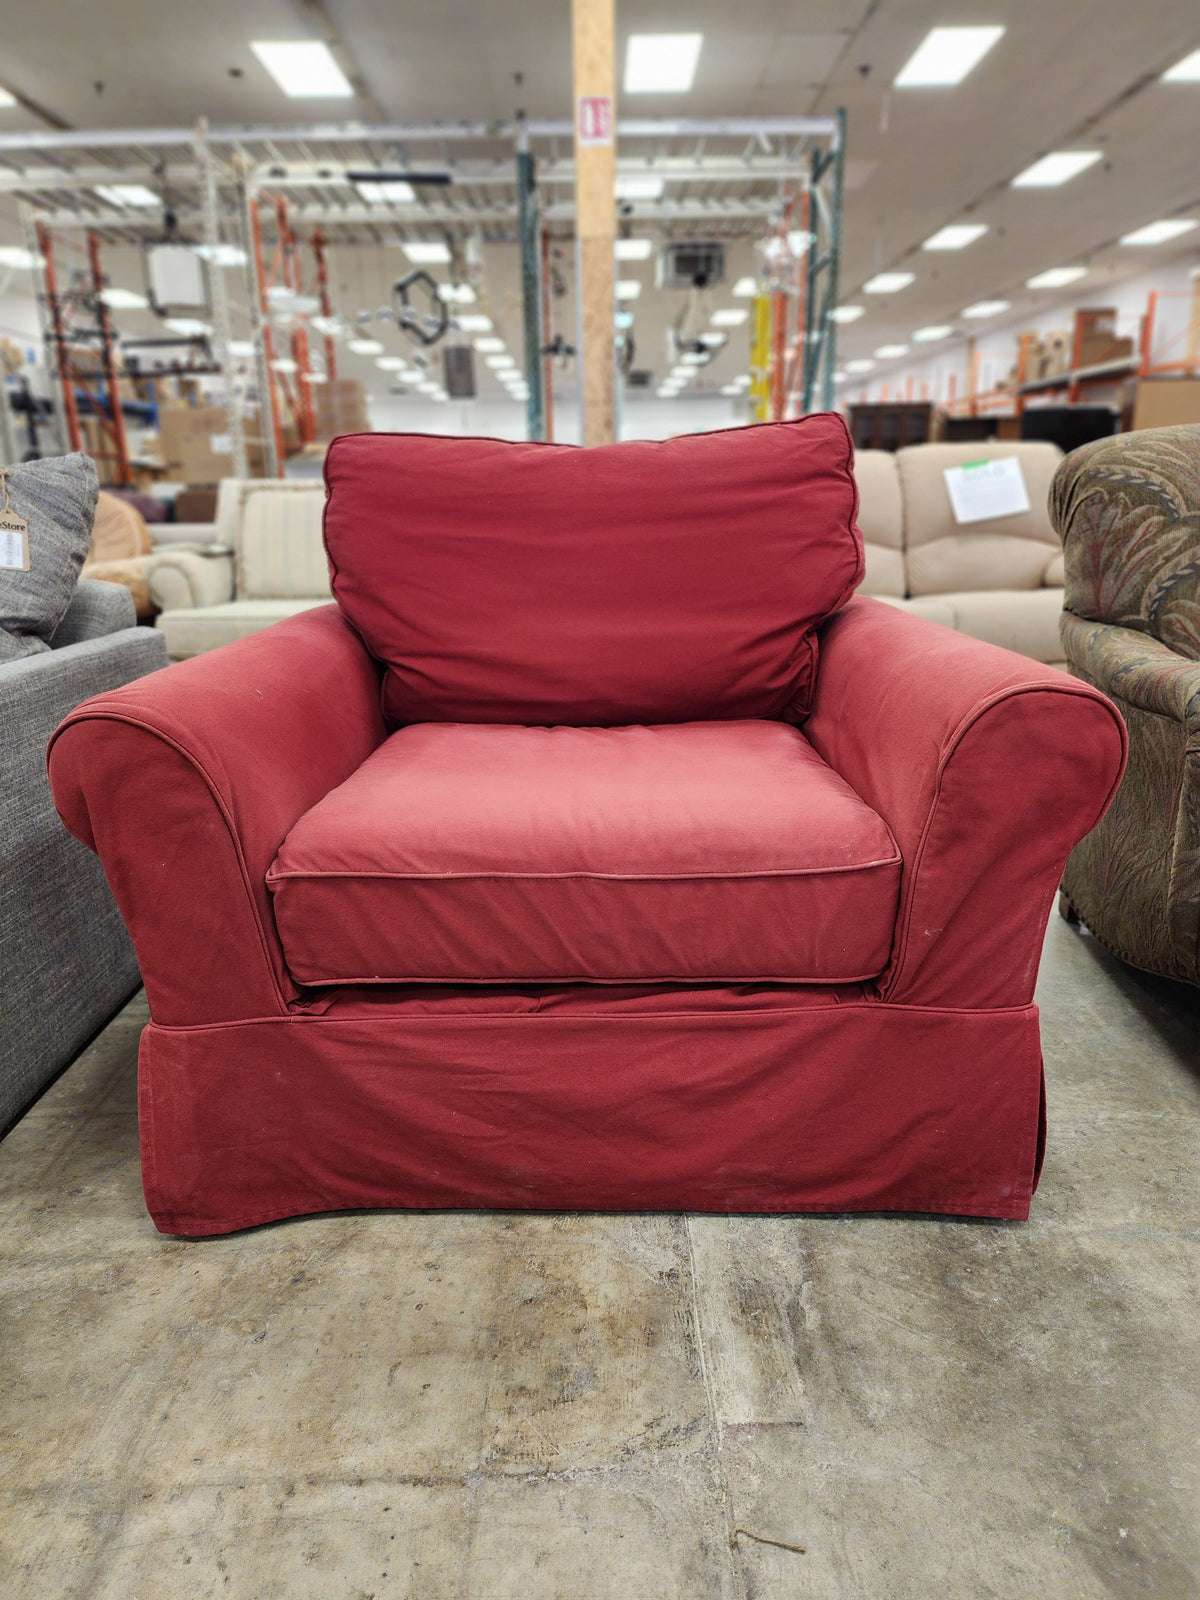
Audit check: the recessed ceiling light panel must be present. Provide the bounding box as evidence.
[402,240,451,264]
[1163,49,1200,82]
[100,287,149,310]
[912,325,953,342]
[830,305,865,323]
[1012,151,1102,187]
[922,224,988,251]
[895,26,1004,87]
[615,238,654,260]
[845,359,875,373]
[711,308,749,326]
[615,175,664,200]
[624,33,703,94]
[874,344,910,359]
[94,184,160,208]
[616,279,643,299]
[962,299,1011,318]
[250,40,354,98]
[1119,219,1197,246]
[863,271,915,294]
[356,179,416,204]
[1026,266,1087,288]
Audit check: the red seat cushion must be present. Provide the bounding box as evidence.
[268,720,901,986]
[323,416,862,727]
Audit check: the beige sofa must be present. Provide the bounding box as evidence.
[856,441,1066,665]
[150,479,329,659]
[152,442,1067,664]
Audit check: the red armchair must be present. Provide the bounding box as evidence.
[48,420,1126,1236]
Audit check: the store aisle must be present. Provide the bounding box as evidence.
[2,915,1197,1600]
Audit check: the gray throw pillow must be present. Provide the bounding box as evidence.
[0,454,99,662]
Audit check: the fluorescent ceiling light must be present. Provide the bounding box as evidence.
[302,371,327,384]
[833,371,847,383]
[912,325,953,342]
[786,230,814,253]
[164,317,210,336]
[250,41,353,98]
[845,359,875,373]
[347,337,384,354]
[94,184,160,208]
[711,308,749,327]
[1012,151,1102,188]
[616,311,635,329]
[485,355,516,369]
[962,299,1011,318]
[732,277,757,297]
[616,279,643,299]
[624,33,703,94]
[863,271,915,294]
[0,245,39,269]
[375,356,407,371]
[1026,265,1087,288]
[830,305,864,323]
[355,179,416,204]
[195,244,247,267]
[615,238,654,260]
[227,340,256,358]
[456,314,493,332]
[1119,218,1197,246]
[402,240,451,264]
[437,282,476,303]
[310,315,342,336]
[416,380,440,393]
[1163,49,1200,81]
[698,331,727,347]
[271,357,298,373]
[720,383,742,395]
[100,287,148,309]
[895,26,1004,87]
[397,371,422,385]
[923,224,987,251]
[0,89,16,108]
[681,351,707,365]
[874,344,909,359]
[732,374,750,388]
[615,175,664,201]
[474,337,506,352]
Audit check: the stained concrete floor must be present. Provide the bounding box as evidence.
[1,914,1198,1600]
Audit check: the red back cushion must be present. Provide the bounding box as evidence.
[323,415,862,726]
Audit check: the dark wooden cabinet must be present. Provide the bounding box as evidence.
[848,402,933,452]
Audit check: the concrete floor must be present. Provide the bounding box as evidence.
[1,915,1198,1600]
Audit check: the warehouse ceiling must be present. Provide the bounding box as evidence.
[0,0,1197,402]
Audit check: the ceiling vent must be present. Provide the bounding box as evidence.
[659,242,725,291]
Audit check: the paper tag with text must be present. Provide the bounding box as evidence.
[943,457,1031,525]
[0,510,30,571]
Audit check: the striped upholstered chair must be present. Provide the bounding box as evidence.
[148,479,329,659]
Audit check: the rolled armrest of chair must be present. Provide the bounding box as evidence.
[806,596,1127,1008]
[147,548,234,612]
[1062,612,1200,726]
[48,604,385,1026]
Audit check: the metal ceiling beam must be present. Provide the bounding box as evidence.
[0,115,839,156]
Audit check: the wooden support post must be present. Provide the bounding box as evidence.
[572,0,615,446]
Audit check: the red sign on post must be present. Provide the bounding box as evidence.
[577,95,614,146]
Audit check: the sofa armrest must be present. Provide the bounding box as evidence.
[147,549,234,612]
[1061,612,1200,727]
[805,597,1127,1007]
[48,605,385,1025]
[49,578,137,646]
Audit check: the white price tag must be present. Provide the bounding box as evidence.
[943,457,1031,525]
[0,510,29,570]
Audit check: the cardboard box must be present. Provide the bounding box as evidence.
[1132,378,1200,431]
[158,405,267,481]
[1078,333,1135,369]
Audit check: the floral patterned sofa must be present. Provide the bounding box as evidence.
[1053,423,1200,986]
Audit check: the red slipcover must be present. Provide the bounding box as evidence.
[322,417,863,727]
[267,720,901,984]
[48,597,1127,1236]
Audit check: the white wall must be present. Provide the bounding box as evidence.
[368,390,747,442]
[842,253,1200,409]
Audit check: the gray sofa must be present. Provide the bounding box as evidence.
[0,580,167,1129]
